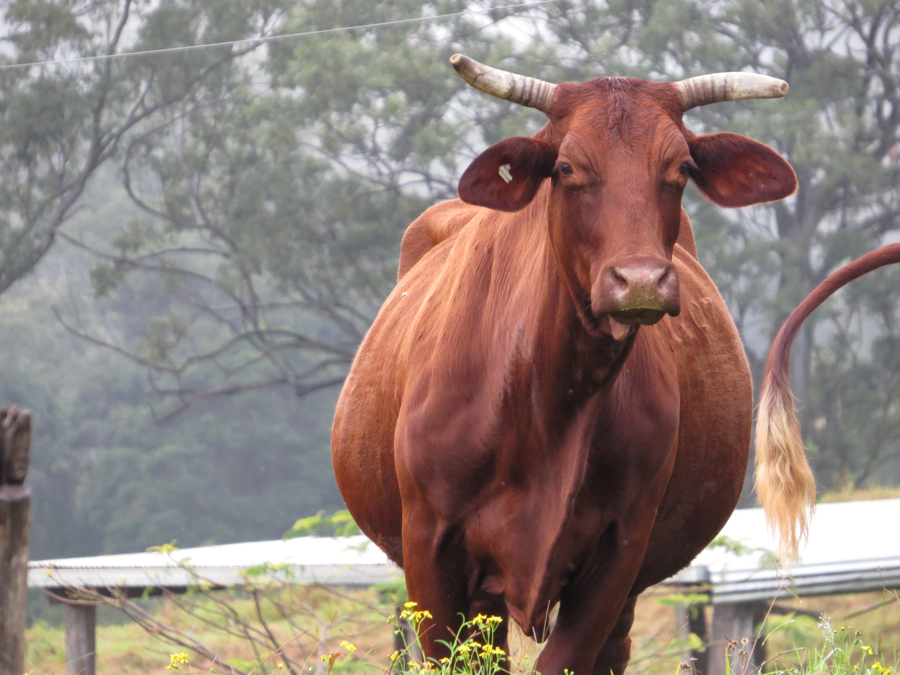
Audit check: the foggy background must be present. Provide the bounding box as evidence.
[0,0,898,563]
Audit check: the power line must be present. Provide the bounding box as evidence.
[0,0,559,72]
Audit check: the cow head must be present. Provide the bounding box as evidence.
[454,55,796,340]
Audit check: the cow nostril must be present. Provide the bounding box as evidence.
[610,267,629,289]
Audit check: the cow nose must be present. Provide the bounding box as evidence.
[592,256,681,323]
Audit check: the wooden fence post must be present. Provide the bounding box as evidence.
[0,407,32,675]
[707,602,767,675]
[392,608,421,673]
[674,597,710,675]
[64,604,96,675]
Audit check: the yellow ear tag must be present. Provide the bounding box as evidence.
[498,164,513,183]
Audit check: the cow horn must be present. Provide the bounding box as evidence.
[675,72,789,111]
[450,54,557,113]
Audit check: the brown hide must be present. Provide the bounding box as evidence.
[399,203,698,282]
[332,76,789,675]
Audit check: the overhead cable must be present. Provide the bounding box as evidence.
[0,0,559,71]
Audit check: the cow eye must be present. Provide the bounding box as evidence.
[558,163,574,176]
[679,161,698,176]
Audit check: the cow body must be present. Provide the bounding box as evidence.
[333,68,795,675]
[333,193,750,674]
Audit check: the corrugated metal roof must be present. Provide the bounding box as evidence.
[29,499,900,601]
[689,498,900,603]
[29,535,400,591]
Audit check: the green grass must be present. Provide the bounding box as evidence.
[764,618,898,675]
[24,586,900,675]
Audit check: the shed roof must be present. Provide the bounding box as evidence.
[29,499,900,602]
[688,498,900,604]
[29,535,400,594]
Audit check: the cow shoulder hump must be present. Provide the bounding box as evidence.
[398,199,480,280]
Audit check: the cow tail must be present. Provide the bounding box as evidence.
[756,243,900,561]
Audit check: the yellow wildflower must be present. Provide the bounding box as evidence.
[486,616,503,625]
[390,651,401,662]
[166,653,190,670]
[341,640,357,654]
[862,645,874,655]
[411,610,433,622]
[404,601,419,609]
[439,658,451,664]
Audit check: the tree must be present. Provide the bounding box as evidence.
[57,0,552,418]
[35,0,900,487]
[540,0,900,487]
[0,0,288,297]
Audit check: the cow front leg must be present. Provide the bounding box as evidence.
[534,518,654,675]
[400,510,469,660]
[590,596,637,675]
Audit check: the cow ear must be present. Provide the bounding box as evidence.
[687,132,797,207]
[459,137,558,212]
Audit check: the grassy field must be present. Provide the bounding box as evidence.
[24,490,900,674]
[24,585,899,674]
[26,585,398,675]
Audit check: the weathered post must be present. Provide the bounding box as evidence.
[669,566,712,675]
[674,596,710,675]
[64,603,96,675]
[392,611,422,673]
[708,601,767,675]
[0,406,33,675]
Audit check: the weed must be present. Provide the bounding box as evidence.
[388,605,513,675]
[764,617,899,675]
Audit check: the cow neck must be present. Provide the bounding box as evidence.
[527,194,637,418]
[498,237,638,631]
[469,171,642,626]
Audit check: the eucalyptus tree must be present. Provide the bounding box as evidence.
[62,0,552,418]
[37,0,900,486]
[537,0,900,487]
[0,0,288,294]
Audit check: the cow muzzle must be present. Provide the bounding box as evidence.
[591,256,681,340]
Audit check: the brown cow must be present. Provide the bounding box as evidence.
[756,243,900,560]
[332,55,803,675]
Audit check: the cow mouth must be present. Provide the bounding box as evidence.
[577,298,668,342]
[606,308,666,341]
[609,308,666,326]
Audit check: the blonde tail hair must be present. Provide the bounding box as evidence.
[755,365,815,563]
[756,243,900,561]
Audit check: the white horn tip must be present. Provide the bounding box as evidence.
[677,72,792,110]
[448,53,557,113]
[450,53,470,72]
[732,73,791,100]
